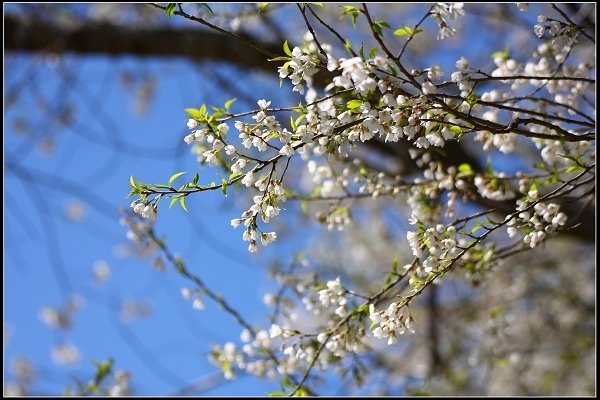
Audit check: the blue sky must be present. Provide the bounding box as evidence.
[4,51,309,395]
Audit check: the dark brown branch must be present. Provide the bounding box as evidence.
[5,14,280,74]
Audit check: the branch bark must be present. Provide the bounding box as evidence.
[5,14,280,73]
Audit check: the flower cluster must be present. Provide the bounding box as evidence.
[181,287,205,310]
[230,185,283,252]
[130,200,156,221]
[407,223,462,279]
[431,3,465,40]
[317,277,349,317]
[332,57,377,95]
[369,302,415,345]
[108,371,132,396]
[473,173,516,201]
[209,328,286,380]
[278,47,319,94]
[507,194,568,248]
[122,6,595,392]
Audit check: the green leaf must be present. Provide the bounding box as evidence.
[393,26,423,36]
[295,114,306,127]
[221,178,228,196]
[192,172,199,186]
[565,164,583,173]
[129,175,137,188]
[300,200,308,214]
[340,5,360,28]
[168,171,186,185]
[346,99,363,109]
[93,358,113,380]
[294,388,308,397]
[458,163,472,174]
[269,57,292,63]
[377,20,391,29]
[258,2,268,13]
[344,38,353,52]
[224,98,237,111]
[483,249,493,263]
[368,47,379,58]
[229,172,244,181]
[529,182,537,192]
[311,2,324,7]
[169,196,180,209]
[165,3,177,17]
[221,360,232,374]
[491,45,510,61]
[283,40,292,57]
[373,23,383,36]
[179,196,188,212]
[352,304,369,318]
[268,392,286,397]
[450,125,462,134]
[351,12,358,28]
[86,383,99,393]
[185,108,204,121]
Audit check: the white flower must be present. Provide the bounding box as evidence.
[240,329,252,343]
[187,119,198,129]
[248,241,258,253]
[132,202,145,215]
[192,297,204,310]
[422,81,437,94]
[534,24,545,38]
[253,110,266,123]
[51,343,80,365]
[141,205,156,220]
[184,133,195,144]
[255,176,268,192]
[253,137,268,152]
[257,99,271,110]
[263,293,276,306]
[261,232,277,245]
[203,150,217,164]
[224,145,236,155]
[217,123,229,134]
[317,332,328,343]
[269,324,283,339]
[327,55,338,71]
[427,65,444,80]
[242,171,254,187]
[455,57,469,71]
[92,261,111,283]
[438,26,456,40]
[40,307,68,329]
[181,288,192,299]
[231,159,247,173]
[279,144,294,156]
[552,212,567,226]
